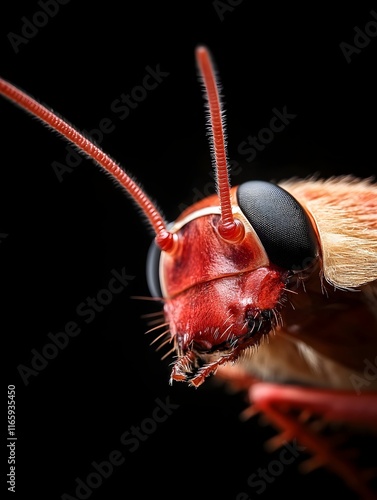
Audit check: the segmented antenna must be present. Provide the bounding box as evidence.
[195,46,244,242]
[0,77,176,253]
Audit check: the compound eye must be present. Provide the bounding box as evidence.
[237,181,319,270]
[146,240,163,298]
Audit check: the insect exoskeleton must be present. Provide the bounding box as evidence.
[147,175,377,391]
[2,43,377,499]
[146,180,321,387]
[1,46,376,394]
[143,48,377,392]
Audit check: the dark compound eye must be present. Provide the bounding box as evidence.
[237,181,319,271]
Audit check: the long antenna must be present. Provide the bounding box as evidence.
[0,78,176,253]
[195,46,244,242]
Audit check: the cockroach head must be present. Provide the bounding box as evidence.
[146,207,293,387]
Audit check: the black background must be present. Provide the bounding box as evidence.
[2,2,377,499]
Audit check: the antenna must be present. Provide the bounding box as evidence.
[195,46,244,242]
[0,77,176,253]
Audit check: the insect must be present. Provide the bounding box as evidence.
[1,46,377,498]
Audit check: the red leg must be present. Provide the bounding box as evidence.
[248,383,377,500]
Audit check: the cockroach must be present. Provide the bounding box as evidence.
[1,46,377,498]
